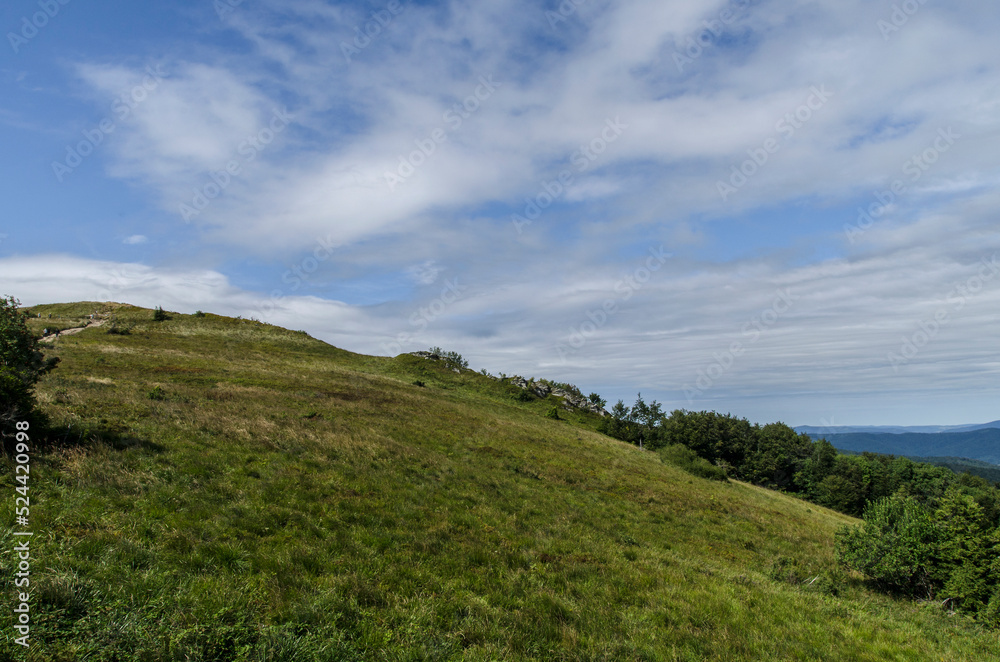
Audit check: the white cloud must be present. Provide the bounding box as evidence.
[123,235,148,245]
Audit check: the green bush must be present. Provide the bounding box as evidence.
[1,295,59,441]
[835,495,939,596]
[933,489,997,614]
[545,407,560,420]
[658,444,728,482]
[153,306,170,321]
[985,591,1000,627]
[147,385,166,401]
[837,490,1000,621]
[428,346,468,369]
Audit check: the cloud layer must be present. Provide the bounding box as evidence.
[5,0,1000,425]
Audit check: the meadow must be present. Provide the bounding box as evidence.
[2,303,998,661]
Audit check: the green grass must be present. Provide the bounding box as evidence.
[2,303,998,661]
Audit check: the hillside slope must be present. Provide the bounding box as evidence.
[2,303,998,661]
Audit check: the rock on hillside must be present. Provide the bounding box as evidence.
[408,351,608,416]
[507,377,609,416]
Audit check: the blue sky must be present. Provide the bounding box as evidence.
[3,0,1000,426]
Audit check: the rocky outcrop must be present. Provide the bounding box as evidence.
[509,377,608,416]
[407,352,608,416]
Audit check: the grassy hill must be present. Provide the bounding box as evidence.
[2,303,999,661]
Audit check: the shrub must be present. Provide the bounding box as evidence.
[1,295,59,440]
[835,494,939,597]
[658,444,728,482]
[147,386,166,401]
[985,592,1000,627]
[194,310,206,317]
[588,393,607,408]
[545,407,560,420]
[428,346,469,369]
[153,306,170,321]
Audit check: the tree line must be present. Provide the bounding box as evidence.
[598,396,1000,624]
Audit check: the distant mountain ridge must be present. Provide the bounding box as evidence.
[795,424,1000,467]
[795,420,1000,436]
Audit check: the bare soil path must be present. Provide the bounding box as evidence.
[39,319,105,342]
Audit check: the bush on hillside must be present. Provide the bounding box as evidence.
[835,494,939,597]
[837,488,1000,622]
[428,346,469,369]
[658,444,728,482]
[1,295,59,444]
